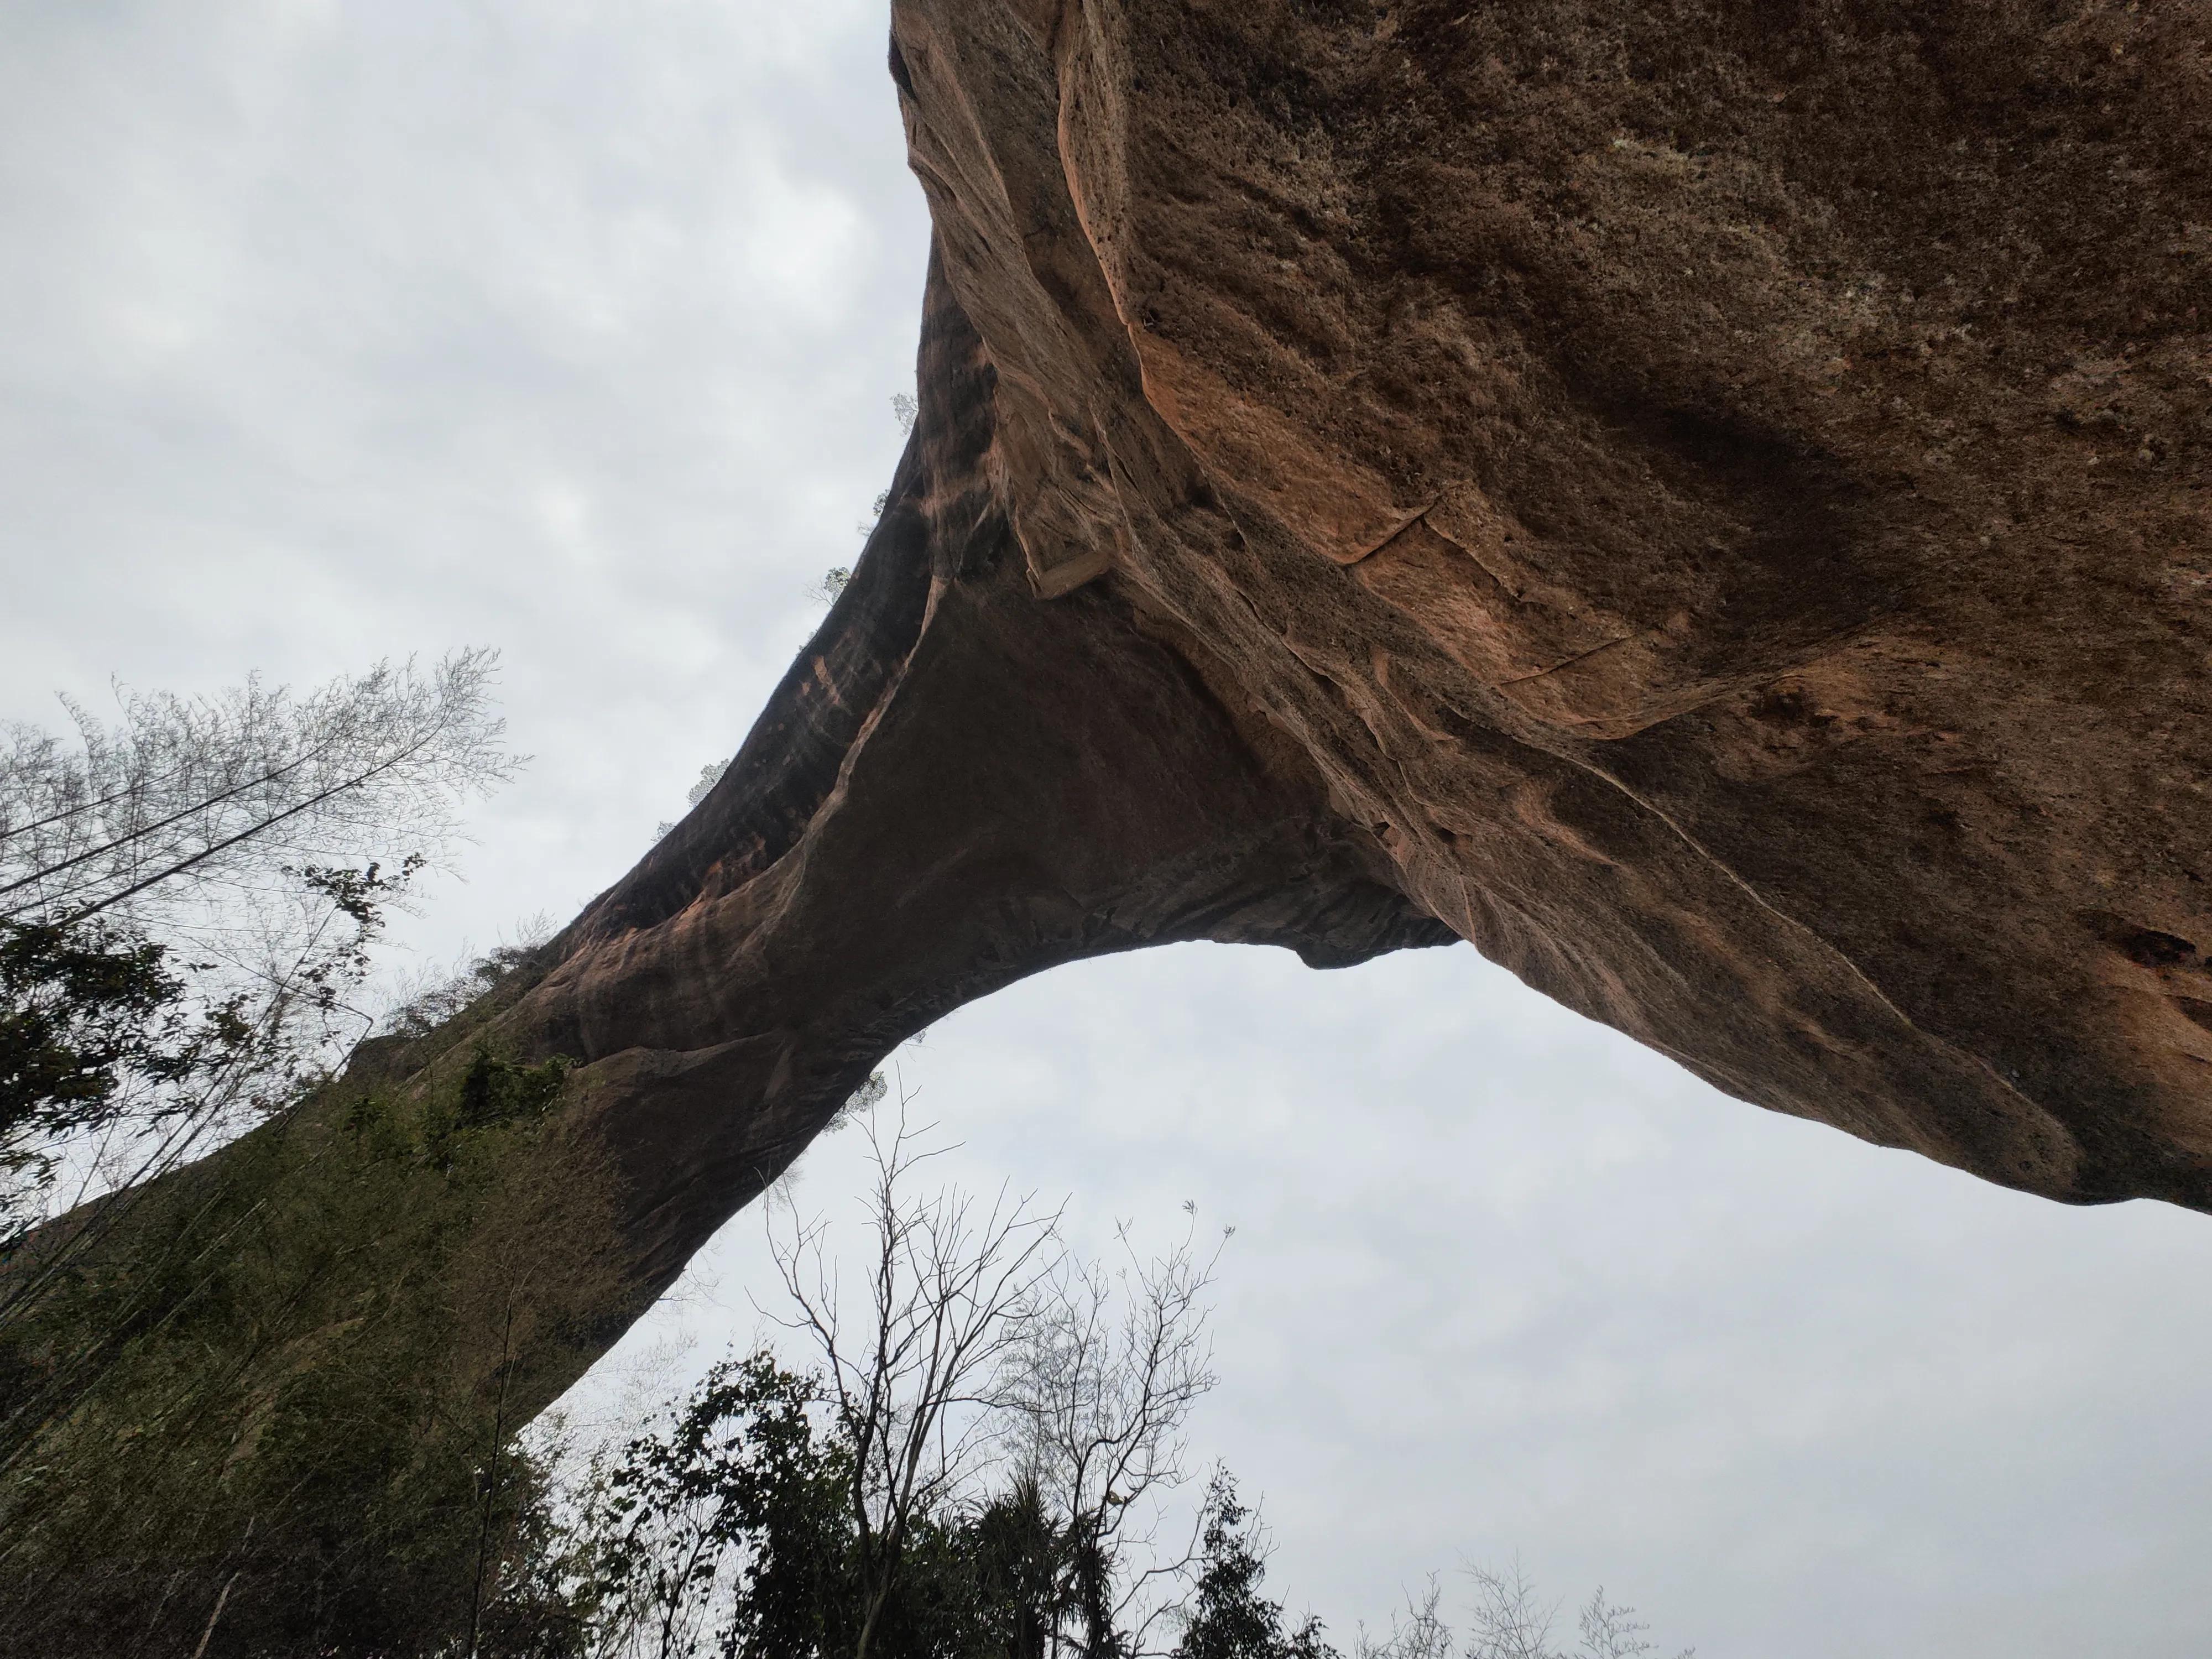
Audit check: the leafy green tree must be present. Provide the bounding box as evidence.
[0,1010,621,1658]
[962,1474,1078,1659]
[1173,1472,1337,1659]
[1,917,210,1159]
[576,1348,1075,1659]
[586,1352,854,1659]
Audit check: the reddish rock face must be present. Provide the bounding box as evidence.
[494,2,2212,1317]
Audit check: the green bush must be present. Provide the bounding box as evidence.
[0,1046,622,1658]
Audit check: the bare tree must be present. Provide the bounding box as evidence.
[1,649,514,935]
[601,1074,1227,1659]
[1358,1577,1453,1659]
[1459,1564,1693,1659]
[0,650,518,1285]
[764,1091,1065,1659]
[1461,1563,1562,1659]
[999,1203,1227,1656]
[1569,1587,1691,1659]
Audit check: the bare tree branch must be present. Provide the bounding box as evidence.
[759,1084,1064,1659]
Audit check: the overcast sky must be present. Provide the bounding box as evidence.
[4,5,2209,1655]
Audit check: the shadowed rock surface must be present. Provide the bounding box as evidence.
[468,0,2210,1370]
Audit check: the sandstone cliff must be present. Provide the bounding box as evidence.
[483,0,2210,1327]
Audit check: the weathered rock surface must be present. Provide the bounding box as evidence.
[488,1,2211,1347]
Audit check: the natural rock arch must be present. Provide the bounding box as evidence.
[389,0,2212,1400]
